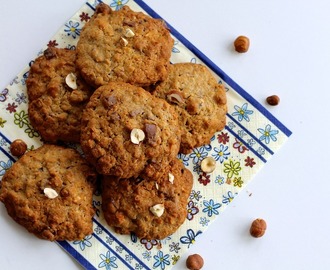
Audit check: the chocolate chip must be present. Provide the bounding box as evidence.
[123,19,136,27]
[145,123,157,145]
[102,95,117,108]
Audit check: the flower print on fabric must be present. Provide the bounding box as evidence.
[180,229,202,247]
[258,124,279,144]
[153,250,170,270]
[172,254,180,265]
[200,217,210,227]
[64,21,81,39]
[98,250,118,270]
[169,242,181,253]
[0,159,13,176]
[215,175,225,185]
[233,138,248,154]
[187,201,199,220]
[0,88,9,102]
[202,199,221,217]
[15,92,27,105]
[73,235,92,251]
[212,144,230,163]
[110,0,129,10]
[232,102,253,122]
[217,131,229,144]
[233,177,244,188]
[223,160,242,179]
[245,156,256,167]
[172,40,180,53]
[79,12,90,22]
[177,153,189,166]
[0,117,7,128]
[6,102,17,113]
[47,40,58,48]
[190,190,202,201]
[198,172,211,186]
[222,191,236,205]
[189,147,208,164]
[140,238,158,250]
[142,250,151,261]
[237,129,247,138]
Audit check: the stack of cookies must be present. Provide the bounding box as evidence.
[0,3,227,241]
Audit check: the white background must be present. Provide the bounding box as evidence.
[0,0,329,269]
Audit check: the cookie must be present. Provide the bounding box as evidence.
[76,3,173,87]
[26,47,94,143]
[0,144,97,241]
[101,158,193,240]
[152,63,227,153]
[80,82,181,179]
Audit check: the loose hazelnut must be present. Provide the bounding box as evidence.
[250,218,267,238]
[10,139,27,157]
[186,254,204,270]
[266,95,280,106]
[200,157,216,173]
[234,35,250,53]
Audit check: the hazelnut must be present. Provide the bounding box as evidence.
[166,90,184,105]
[250,218,267,238]
[149,203,165,217]
[120,37,128,47]
[43,188,59,199]
[266,95,280,106]
[186,254,204,270]
[10,139,27,157]
[200,157,216,173]
[168,173,174,184]
[124,28,135,38]
[65,73,77,90]
[234,35,250,53]
[130,128,145,144]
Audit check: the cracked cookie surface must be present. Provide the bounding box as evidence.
[76,3,173,87]
[152,63,227,154]
[80,82,181,179]
[0,144,96,241]
[101,158,193,240]
[26,47,94,143]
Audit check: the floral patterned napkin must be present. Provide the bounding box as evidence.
[0,0,292,269]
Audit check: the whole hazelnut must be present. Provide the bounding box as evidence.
[234,35,250,53]
[250,218,267,238]
[186,254,204,270]
[266,95,280,106]
[10,139,27,157]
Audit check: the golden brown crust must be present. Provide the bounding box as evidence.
[76,4,173,87]
[101,158,193,240]
[152,63,227,153]
[26,47,94,143]
[0,144,96,241]
[80,82,181,179]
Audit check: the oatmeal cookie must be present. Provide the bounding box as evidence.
[76,3,173,87]
[0,144,97,241]
[152,63,227,153]
[80,82,181,179]
[101,158,193,240]
[26,47,94,143]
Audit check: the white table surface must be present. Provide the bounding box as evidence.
[1,1,329,269]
